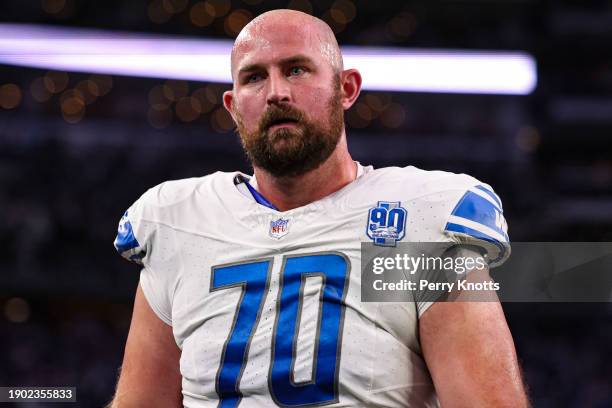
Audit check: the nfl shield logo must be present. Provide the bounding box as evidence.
[269,218,290,239]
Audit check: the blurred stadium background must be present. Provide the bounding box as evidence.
[1,0,611,406]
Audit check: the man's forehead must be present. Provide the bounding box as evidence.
[234,22,320,58]
[231,13,340,76]
[234,35,320,70]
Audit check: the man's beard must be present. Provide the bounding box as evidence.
[235,83,344,178]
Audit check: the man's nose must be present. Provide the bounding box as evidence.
[266,71,291,105]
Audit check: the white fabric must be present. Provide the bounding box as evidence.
[116,165,509,407]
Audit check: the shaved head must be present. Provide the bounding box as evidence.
[230,9,343,80]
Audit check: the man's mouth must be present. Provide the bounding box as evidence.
[267,118,299,131]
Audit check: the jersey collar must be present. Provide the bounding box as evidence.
[234,161,365,211]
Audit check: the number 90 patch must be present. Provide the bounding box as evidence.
[366,201,407,247]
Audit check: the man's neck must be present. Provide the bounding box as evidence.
[253,138,357,212]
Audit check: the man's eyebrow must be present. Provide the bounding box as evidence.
[237,55,315,76]
[279,55,314,66]
[237,63,263,76]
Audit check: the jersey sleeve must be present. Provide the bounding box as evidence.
[113,187,175,326]
[114,202,147,265]
[442,183,510,267]
[413,175,510,318]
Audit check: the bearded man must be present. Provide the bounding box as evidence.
[109,9,528,408]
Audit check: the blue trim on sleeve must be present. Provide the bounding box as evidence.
[444,222,506,263]
[475,185,503,211]
[450,191,508,240]
[114,212,141,253]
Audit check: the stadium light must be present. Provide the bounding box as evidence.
[0,23,537,95]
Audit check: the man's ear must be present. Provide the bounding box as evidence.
[223,90,235,121]
[340,69,362,110]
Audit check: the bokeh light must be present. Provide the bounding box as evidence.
[211,107,234,133]
[515,125,541,153]
[89,74,113,97]
[224,9,253,37]
[175,96,202,122]
[30,77,53,102]
[207,0,231,18]
[322,9,346,34]
[59,88,83,105]
[162,0,189,14]
[386,12,417,41]
[4,298,30,323]
[380,103,406,128]
[192,87,217,114]
[330,0,356,24]
[43,71,69,94]
[205,84,226,104]
[0,84,23,109]
[60,89,85,123]
[346,105,370,129]
[190,1,216,27]
[363,93,390,115]
[61,99,85,121]
[85,80,100,99]
[148,0,172,24]
[163,80,189,102]
[355,102,374,121]
[75,80,98,105]
[148,85,173,110]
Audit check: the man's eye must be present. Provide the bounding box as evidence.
[248,74,262,83]
[289,67,305,76]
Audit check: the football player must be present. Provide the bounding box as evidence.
[109,9,529,408]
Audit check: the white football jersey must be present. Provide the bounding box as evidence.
[114,163,509,408]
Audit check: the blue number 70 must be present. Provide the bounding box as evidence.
[211,252,350,407]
